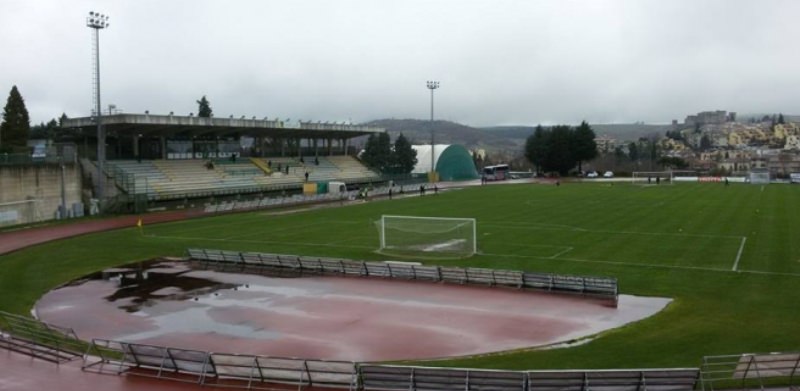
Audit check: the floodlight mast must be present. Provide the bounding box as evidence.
[426,80,440,182]
[86,11,109,200]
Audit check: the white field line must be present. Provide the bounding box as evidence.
[144,234,800,278]
[732,236,747,271]
[143,234,374,250]
[548,247,574,259]
[482,251,800,278]
[481,223,741,239]
[221,221,322,240]
[482,252,729,273]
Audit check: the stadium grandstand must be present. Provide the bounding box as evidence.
[61,113,387,205]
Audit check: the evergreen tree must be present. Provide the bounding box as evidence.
[700,134,712,151]
[374,132,393,172]
[0,85,31,151]
[30,119,58,139]
[524,125,548,172]
[196,95,213,117]
[361,134,378,168]
[778,113,785,124]
[572,121,597,173]
[545,125,576,175]
[391,133,417,174]
[361,133,393,172]
[628,142,639,161]
[614,146,627,162]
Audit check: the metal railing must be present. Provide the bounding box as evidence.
[700,352,800,390]
[186,249,619,303]
[0,311,84,363]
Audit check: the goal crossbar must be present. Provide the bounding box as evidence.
[379,215,477,257]
[632,171,675,184]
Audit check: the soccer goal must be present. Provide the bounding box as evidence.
[631,171,675,185]
[749,169,770,184]
[377,215,477,259]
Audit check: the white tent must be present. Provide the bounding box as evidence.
[411,144,450,174]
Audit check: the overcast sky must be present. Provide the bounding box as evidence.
[1,0,798,127]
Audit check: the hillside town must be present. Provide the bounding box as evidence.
[593,110,800,178]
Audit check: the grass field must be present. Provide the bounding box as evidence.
[1,182,799,369]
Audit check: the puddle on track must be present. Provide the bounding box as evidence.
[36,259,672,361]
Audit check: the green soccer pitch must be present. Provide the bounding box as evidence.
[2,182,799,369]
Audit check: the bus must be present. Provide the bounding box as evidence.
[482,164,510,181]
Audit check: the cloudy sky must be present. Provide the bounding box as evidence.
[1,0,798,126]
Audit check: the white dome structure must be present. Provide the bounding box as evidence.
[411,144,479,181]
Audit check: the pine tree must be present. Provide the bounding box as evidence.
[546,125,576,175]
[361,134,380,169]
[374,132,392,172]
[524,125,548,173]
[196,95,213,118]
[628,142,639,161]
[572,121,598,173]
[392,133,417,174]
[0,86,31,151]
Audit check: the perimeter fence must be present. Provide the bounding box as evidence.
[0,311,84,363]
[700,352,800,390]
[83,339,357,390]
[4,303,800,390]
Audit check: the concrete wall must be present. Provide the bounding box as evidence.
[0,164,82,226]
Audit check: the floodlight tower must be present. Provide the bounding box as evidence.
[426,80,440,181]
[86,11,109,199]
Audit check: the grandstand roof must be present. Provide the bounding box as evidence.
[61,113,385,139]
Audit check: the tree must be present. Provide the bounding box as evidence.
[614,146,627,162]
[361,134,378,167]
[524,125,548,173]
[0,86,31,152]
[196,95,213,118]
[628,142,639,161]
[778,113,785,124]
[375,132,392,171]
[656,156,688,170]
[572,121,597,173]
[29,118,59,140]
[544,125,575,175]
[649,140,658,164]
[361,132,392,172]
[391,133,417,174]
[700,134,712,151]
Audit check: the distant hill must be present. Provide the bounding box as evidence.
[362,119,520,152]
[363,119,677,153]
[481,124,674,141]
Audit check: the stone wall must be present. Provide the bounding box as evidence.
[0,164,82,226]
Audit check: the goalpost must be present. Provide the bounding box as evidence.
[631,171,675,185]
[377,215,477,259]
[749,169,770,185]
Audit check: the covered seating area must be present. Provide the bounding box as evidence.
[61,113,384,200]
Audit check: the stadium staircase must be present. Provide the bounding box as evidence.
[249,157,272,175]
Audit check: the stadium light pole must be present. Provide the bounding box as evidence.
[426,80,439,182]
[86,11,109,199]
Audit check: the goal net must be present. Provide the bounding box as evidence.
[749,169,770,185]
[377,215,477,259]
[632,171,675,185]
